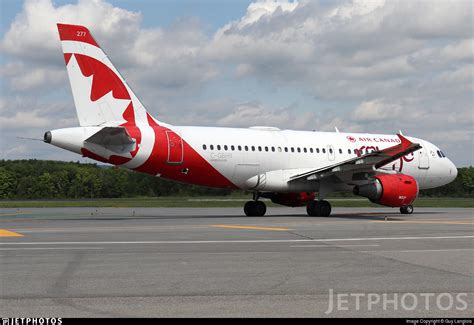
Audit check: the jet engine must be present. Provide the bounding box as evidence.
[264,192,316,207]
[353,174,418,207]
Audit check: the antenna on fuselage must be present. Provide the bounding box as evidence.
[335,127,340,133]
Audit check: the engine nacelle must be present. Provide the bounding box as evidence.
[264,192,315,207]
[353,174,418,207]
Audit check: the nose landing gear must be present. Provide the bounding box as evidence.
[400,205,414,214]
[243,192,267,216]
[244,200,267,216]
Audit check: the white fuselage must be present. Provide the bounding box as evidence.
[47,124,458,193]
[172,126,457,191]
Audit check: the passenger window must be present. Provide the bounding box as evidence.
[284,147,288,152]
[224,145,228,151]
[231,145,235,151]
[316,148,320,153]
[339,149,342,154]
[258,146,262,152]
[210,145,214,150]
[265,146,269,152]
[276,147,280,152]
[310,148,313,153]
[297,148,301,153]
[203,144,207,150]
[217,145,221,150]
[238,145,242,151]
[322,148,326,153]
[329,148,333,154]
[245,146,248,151]
[251,146,255,151]
[303,148,307,153]
[348,149,351,154]
[291,147,295,153]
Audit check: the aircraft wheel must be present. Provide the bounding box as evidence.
[244,201,267,216]
[244,201,255,216]
[307,200,332,217]
[255,201,267,216]
[306,201,321,216]
[400,205,414,214]
[319,200,332,217]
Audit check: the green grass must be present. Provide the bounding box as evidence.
[0,197,472,208]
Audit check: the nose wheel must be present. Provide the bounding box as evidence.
[244,200,267,216]
[306,200,332,217]
[400,205,414,214]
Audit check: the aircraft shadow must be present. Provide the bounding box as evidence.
[58,210,444,222]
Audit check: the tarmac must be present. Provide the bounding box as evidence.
[0,207,473,317]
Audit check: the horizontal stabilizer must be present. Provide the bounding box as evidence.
[85,127,136,154]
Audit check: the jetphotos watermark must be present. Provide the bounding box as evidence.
[325,289,470,314]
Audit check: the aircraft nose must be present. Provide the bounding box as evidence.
[447,159,457,182]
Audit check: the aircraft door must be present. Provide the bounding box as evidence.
[166,130,183,164]
[418,143,430,169]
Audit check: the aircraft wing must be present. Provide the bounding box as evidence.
[288,134,421,183]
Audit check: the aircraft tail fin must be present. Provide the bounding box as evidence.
[57,23,154,127]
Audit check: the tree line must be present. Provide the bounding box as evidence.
[0,160,231,199]
[0,160,472,199]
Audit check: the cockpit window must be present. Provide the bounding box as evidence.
[440,151,446,158]
[437,150,443,158]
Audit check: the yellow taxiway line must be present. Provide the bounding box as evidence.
[211,225,289,231]
[0,229,24,237]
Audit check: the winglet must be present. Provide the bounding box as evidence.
[397,133,413,151]
[374,133,421,168]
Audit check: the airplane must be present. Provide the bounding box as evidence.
[44,23,458,217]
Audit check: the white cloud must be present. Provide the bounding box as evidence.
[0,97,77,130]
[217,102,295,127]
[0,61,67,92]
[352,99,403,121]
[217,0,299,34]
[0,111,51,129]
[1,0,213,95]
[440,39,474,62]
[206,0,473,102]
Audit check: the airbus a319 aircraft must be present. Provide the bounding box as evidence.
[44,24,458,217]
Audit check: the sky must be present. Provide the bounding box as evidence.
[0,0,473,167]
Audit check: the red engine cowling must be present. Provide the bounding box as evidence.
[353,174,418,207]
[268,192,316,207]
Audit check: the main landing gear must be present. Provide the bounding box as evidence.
[306,200,332,217]
[244,200,267,216]
[400,205,414,214]
[244,192,267,216]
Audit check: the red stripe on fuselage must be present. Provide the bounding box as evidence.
[133,115,238,189]
[71,52,234,188]
[81,148,109,163]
